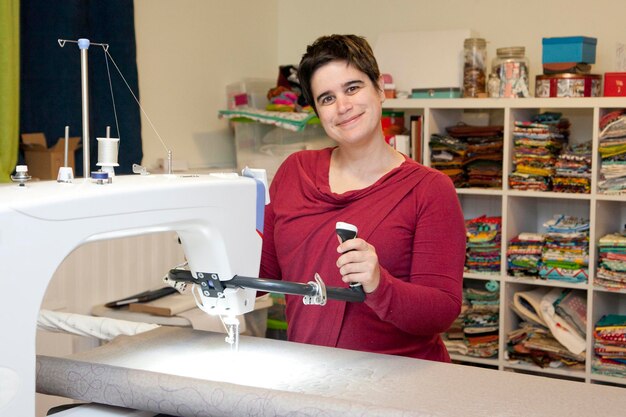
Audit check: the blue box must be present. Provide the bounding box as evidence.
[542,36,597,64]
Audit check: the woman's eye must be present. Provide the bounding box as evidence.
[320,96,335,105]
[346,85,360,94]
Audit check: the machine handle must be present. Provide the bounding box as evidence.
[166,269,365,303]
[336,221,366,296]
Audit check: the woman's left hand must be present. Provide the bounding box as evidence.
[336,238,381,293]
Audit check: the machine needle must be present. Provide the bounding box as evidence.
[223,315,240,352]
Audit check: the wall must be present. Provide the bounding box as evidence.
[134,0,278,171]
[277,0,626,77]
[134,0,626,170]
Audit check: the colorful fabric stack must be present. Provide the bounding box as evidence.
[507,232,545,277]
[507,323,585,369]
[507,287,587,369]
[598,110,626,194]
[592,314,626,378]
[429,134,467,187]
[463,280,500,358]
[430,125,503,189]
[465,215,502,275]
[442,300,468,356]
[552,141,592,193]
[509,113,569,191]
[446,125,504,189]
[460,136,503,189]
[539,214,589,283]
[596,231,626,290]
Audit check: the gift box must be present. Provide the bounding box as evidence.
[535,74,602,98]
[603,72,626,97]
[542,36,597,64]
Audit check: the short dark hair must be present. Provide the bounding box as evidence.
[298,34,381,113]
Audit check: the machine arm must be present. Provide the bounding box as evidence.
[167,269,366,305]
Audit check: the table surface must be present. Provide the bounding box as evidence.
[37,326,626,417]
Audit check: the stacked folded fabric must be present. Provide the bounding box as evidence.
[507,287,587,369]
[598,111,626,194]
[429,134,467,187]
[507,324,586,369]
[430,125,504,189]
[463,281,500,358]
[596,232,626,290]
[539,215,589,283]
[465,215,502,275]
[552,141,592,193]
[592,314,626,378]
[463,138,503,188]
[507,232,545,277]
[443,298,469,356]
[509,114,569,191]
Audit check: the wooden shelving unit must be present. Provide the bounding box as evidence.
[384,97,626,386]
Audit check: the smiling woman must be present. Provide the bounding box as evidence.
[259,34,467,362]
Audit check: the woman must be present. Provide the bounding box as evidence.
[260,34,466,362]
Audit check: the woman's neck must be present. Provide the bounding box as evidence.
[329,142,405,194]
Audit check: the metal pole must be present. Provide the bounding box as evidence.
[78,39,91,178]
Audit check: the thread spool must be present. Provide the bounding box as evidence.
[96,137,120,177]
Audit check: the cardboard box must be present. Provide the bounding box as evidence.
[542,36,597,64]
[21,133,81,180]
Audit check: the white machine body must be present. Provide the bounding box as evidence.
[0,173,263,416]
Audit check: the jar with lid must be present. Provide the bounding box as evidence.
[487,73,500,98]
[463,38,487,98]
[492,47,530,98]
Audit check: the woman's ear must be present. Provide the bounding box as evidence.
[377,75,386,101]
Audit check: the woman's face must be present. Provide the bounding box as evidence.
[310,60,385,147]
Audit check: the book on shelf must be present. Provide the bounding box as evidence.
[410,115,423,164]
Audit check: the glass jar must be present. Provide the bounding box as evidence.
[463,38,487,98]
[487,73,500,98]
[492,47,530,98]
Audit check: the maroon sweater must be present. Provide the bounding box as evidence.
[260,148,466,361]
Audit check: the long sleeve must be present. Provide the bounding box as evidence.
[259,198,281,280]
[364,173,466,336]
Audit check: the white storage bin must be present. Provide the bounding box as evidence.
[226,78,274,109]
[233,121,334,182]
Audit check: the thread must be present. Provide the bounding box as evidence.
[97,137,120,177]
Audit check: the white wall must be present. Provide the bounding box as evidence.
[135,0,626,170]
[276,0,626,76]
[134,0,278,170]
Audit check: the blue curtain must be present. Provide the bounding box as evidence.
[20,0,142,176]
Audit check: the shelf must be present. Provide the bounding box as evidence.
[505,276,590,290]
[450,354,499,367]
[590,374,626,387]
[456,188,503,196]
[506,190,592,200]
[504,362,586,379]
[389,97,626,386]
[384,97,626,110]
[464,272,500,281]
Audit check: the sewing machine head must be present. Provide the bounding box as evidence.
[0,171,265,415]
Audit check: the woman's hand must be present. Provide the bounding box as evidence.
[336,238,381,293]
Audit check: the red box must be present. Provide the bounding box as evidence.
[604,72,626,96]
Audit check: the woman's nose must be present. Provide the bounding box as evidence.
[335,94,353,113]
